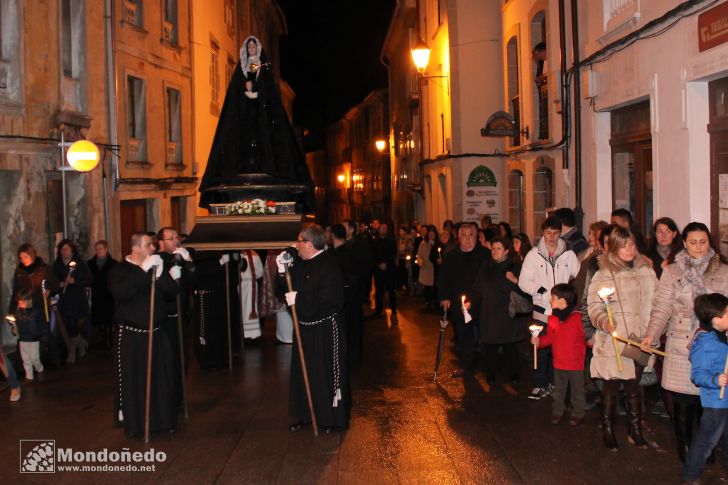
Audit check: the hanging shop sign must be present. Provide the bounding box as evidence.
[462,164,500,223]
[699,1,728,52]
[480,111,516,138]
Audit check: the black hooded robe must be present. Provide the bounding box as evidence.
[109,260,179,437]
[282,251,350,429]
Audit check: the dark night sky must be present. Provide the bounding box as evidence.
[276,0,395,141]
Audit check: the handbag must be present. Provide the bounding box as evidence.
[508,290,533,318]
[619,332,652,367]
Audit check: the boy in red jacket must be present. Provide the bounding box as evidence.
[531,283,586,426]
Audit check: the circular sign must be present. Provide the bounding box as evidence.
[66,140,100,172]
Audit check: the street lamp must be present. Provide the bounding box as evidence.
[411,39,431,75]
[375,138,386,154]
[337,173,346,184]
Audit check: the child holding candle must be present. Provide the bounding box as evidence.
[531,283,586,426]
[681,293,728,484]
[13,289,46,382]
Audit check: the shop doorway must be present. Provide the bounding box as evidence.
[610,101,653,237]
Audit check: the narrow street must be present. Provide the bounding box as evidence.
[1,295,725,484]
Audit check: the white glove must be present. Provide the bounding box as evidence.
[276,253,288,274]
[142,255,164,278]
[173,247,192,261]
[169,265,182,280]
[219,254,230,266]
[285,291,297,306]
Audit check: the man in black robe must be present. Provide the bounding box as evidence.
[437,222,491,377]
[373,222,398,322]
[157,227,197,405]
[109,232,179,438]
[330,224,362,364]
[280,225,350,433]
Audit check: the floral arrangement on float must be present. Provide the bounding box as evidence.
[210,199,296,216]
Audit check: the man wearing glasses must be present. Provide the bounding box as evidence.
[280,225,350,433]
[157,227,197,408]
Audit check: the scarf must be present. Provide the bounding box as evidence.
[674,248,715,330]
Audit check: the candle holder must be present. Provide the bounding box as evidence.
[597,287,623,372]
[529,324,543,370]
[461,295,472,324]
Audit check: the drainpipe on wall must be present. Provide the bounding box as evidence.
[104,0,118,254]
[558,0,570,173]
[571,0,583,230]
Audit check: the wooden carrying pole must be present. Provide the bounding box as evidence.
[144,268,157,444]
[285,269,318,437]
[224,260,233,370]
[721,353,728,400]
[176,294,189,419]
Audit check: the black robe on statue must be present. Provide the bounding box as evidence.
[198,37,315,213]
[282,250,350,429]
[109,260,179,437]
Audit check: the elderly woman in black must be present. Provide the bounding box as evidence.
[468,236,527,394]
[52,239,92,363]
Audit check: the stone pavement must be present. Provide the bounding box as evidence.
[1,295,727,484]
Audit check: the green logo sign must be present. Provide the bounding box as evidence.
[466,165,497,187]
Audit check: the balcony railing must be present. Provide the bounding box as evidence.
[124,0,139,26]
[127,137,142,161]
[162,20,175,44]
[166,142,180,165]
[61,77,81,112]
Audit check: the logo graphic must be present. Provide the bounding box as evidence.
[466,165,497,187]
[20,440,55,473]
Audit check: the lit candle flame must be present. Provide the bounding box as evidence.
[597,287,615,300]
[529,324,544,336]
[461,295,466,306]
[405,255,411,261]
[69,261,77,269]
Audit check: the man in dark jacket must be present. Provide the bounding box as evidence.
[554,208,588,258]
[438,222,491,377]
[331,224,363,363]
[373,222,398,322]
[88,240,117,349]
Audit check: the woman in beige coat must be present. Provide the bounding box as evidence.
[588,227,658,451]
[643,222,728,462]
[417,226,437,310]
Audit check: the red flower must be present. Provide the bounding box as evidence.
[266,200,276,207]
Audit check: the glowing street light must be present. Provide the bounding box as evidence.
[411,39,431,74]
[375,138,386,154]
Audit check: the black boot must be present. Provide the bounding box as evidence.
[626,392,649,449]
[601,385,619,451]
[673,400,689,463]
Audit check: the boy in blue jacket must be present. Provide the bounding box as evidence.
[682,293,728,484]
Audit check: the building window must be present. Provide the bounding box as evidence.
[531,11,548,141]
[508,170,524,234]
[604,0,639,32]
[60,0,85,112]
[165,87,182,165]
[224,0,235,38]
[0,0,20,99]
[162,0,178,44]
[506,36,520,147]
[534,165,554,230]
[210,37,220,109]
[610,101,652,236]
[126,75,147,161]
[225,55,236,90]
[123,0,143,28]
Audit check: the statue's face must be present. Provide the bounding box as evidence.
[247,40,257,56]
